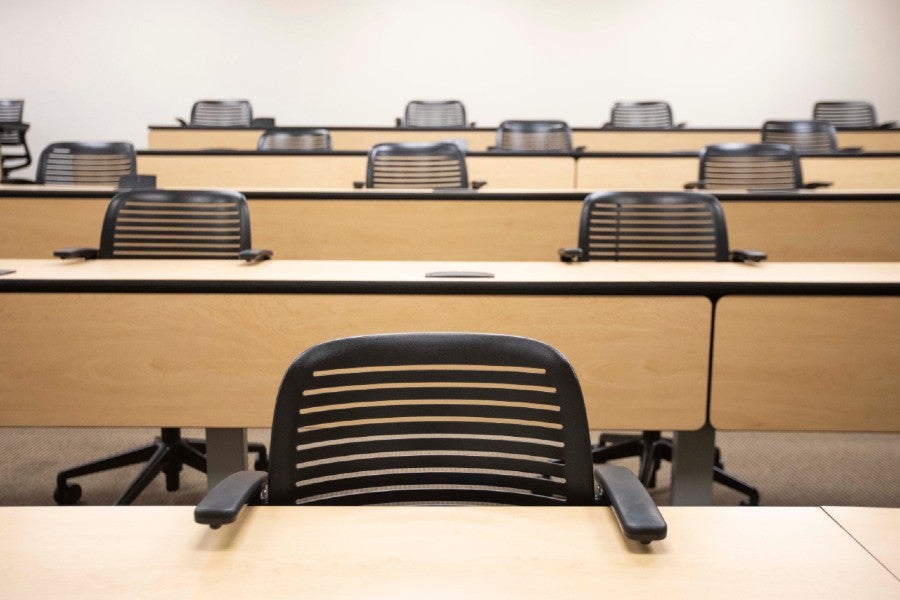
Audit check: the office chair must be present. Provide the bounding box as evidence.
[761,120,861,154]
[399,100,471,127]
[354,141,485,189]
[257,128,332,151]
[0,99,32,181]
[603,101,684,129]
[813,101,896,129]
[52,189,272,505]
[558,191,763,505]
[684,142,831,190]
[194,332,667,544]
[179,100,254,127]
[35,141,136,185]
[495,120,578,152]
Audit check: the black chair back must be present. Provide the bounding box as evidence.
[813,101,877,129]
[496,120,573,152]
[190,100,253,127]
[696,142,802,190]
[258,128,332,150]
[36,142,136,185]
[404,100,467,128]
[365,141,468,189]
[608,101,675,129]
[761,120,838,154]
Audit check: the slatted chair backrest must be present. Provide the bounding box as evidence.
[265,332,597,506]
[496,120,573,152]
[761,120,838,154]
[190,100,253,127]
[813,101,877,129]
[577,191,729,262]
[608,101,675,129]
[365,141,468,189]
[98,189,251,259]
[36,142,136,185]
[696,142,802,190]
[0,99,25,145]
[258,128,332,151]
[403,100,468,128]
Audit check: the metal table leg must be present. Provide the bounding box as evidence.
[204,427,248,491]
[671,423,716,505]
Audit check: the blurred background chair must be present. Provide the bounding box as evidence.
[761,120,860,153]
[193,332,667,544]
[684,142,830,190]
[558,190,762,505]
[36,141,136,185]
[813,100,895,129]
[603,101,684,129]
[399,100,471,127]
[0,99,32,181]
[52,189,270,505]
[179,100,254,127]
[355,141,484,189]
[257,128,332,151]
[495,120,577,152]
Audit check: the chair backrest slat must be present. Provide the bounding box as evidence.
[365,142,468,189]
[266,333,596,506]
[404,100,467,128]
[496,120,573,152]
[258,128,332,151]
[0,99,25,145]
[813,101,877,129]
[697,142,802,190]
[190,100,253,127]
[761,120,838,154]
[36,142,136,185]
[608,101,675,129]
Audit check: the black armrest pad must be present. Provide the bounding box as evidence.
[836,147,863,154]
[675,122,688,129]
[239,249,273,264]
[469,121,477,128]
[471,180,487,190]
[352,181,365,189]
[596,464,667,544]
[573,146,586,153]
[730,249,767,263]
[395,117,402,127]
[251,117,275,128]
[195,470,267,528]
[176,117,188,126]
[877,121,897,129]
[558,247,584,263]
[683,181,700,189]
[804,181,832,189]
[54,247,99,260]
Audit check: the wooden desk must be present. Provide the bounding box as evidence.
[148,124,900,153]
[3,186,897,262]
[823,506,900,578]
[1,506,897,598]
[135,150,577,189]
[575,153,900,190]
[1,260,897,503]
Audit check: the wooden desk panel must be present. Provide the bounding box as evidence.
[823,506,900,577]
[574,130,759,152]
[136,154,577,189]
[803,156,900,189]
[2,506,897,599]
[147,128,264,151]
[0,291,711,430]
[330,129,497,151]
[712,296,900,431]
[576,156,697,190]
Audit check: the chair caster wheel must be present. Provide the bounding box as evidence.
[54,483,82,505]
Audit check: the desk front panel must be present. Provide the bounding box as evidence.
[136,154,576,189]
[711,296,900,431]
[2,193,899,261]
[3,506,897,599]
[0,294,710,430]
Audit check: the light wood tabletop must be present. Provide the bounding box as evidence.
[823,506,900,578]
[0,505,897,598]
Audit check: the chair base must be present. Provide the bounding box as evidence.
[54,428,268,506]
[592,430,760,506]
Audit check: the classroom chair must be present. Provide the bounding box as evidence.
[761,120,860,154]
[257,128,332,150]
[36,141,136,185]
[354,141,485,189]
[603,101,684,129]
[0,99,32,181]
[494,120,578,152]
[813,100,896,129]
[399,100,471,127]
[684,142,831,190]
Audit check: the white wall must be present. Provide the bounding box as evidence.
[2,0,899,174]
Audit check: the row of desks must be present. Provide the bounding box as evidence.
[148,124,900,152]
[3,187,898,262]
[1,259,897,504]
[133,150,900,189]
[2,505,897,597]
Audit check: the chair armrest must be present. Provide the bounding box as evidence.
[251,117,275,128]
[53,247,99,260]
[596,464,667,544]
[803,181,832,189]
[352,181,365,189]
[0,177,36,184]
[729,249,767,263]
[471,180,487,190]
[683,181,701,189]
[558,247,584,263]
[573,145,586,153]
[469,121,477,128]
[239,249,273,264]
[877,121,897,129]
[675,122,688,129]
[600,122,613,129]
[836,147,863,154]
[395,117,402,127]
[195,470,267,529]
[176,117,188,126]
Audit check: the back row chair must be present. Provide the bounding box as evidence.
[398,100,472,128]
[37,141,137,185]
[257,128,332,151]
[0,99,32,181]
[685,142,831,190]
[494,120,580,152]
[52,189,272,505]
[603,101,684,129]
[177,100,273,127]
[194,332,668,545]
[354,141,485,190]
[558,191,764,505]
[813,100,895,129]
[761,120,860,154]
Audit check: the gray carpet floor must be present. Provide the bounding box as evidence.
[1,428,897,507]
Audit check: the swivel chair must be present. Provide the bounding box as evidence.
[761,120,860,154]
[258,128,332,151]
[354,141,484,189]
[179,100,254,127]
[495,120,577,152]
[400,100,471,127]
[36,141,136,185]
[684,142,830,190]
[813,101,895,129]
[603,101,684,129]
[52,189,272,505]
[194,332,667,545]
[558,191,763,505]
[0,99,31,181]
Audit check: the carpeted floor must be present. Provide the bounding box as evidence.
[0,427,897,507]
